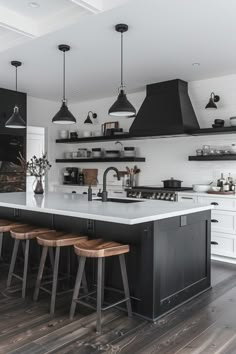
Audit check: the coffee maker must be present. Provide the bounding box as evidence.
[63,167,78,184]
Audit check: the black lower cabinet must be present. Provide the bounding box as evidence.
[0,207,211,321]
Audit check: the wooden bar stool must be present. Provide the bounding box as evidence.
[7,225,55,299]
[34,232,88,315]
[0,219,27,261]
[70,239,132,334]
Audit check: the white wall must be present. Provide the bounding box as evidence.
[27,74,236,190]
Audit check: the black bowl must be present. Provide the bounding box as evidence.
[214,119,225,125]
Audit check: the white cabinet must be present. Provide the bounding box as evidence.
[178,192,236,264]
[211,232,236,258]
[198,196,236,211]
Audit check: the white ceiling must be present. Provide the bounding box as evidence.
[0,0,236,103]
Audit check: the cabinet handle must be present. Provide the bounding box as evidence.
[181,197,193,200]
[211,219,219,223]
[211,202,219,206]
[211,241,219,245]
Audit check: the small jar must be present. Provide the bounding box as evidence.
[124,147,136,157]
[78,149,88,158]
[92,148,102,158]
[105,150,120,158]
[202,145,210,155]
[196,149,203,156]
[209,148,216,155]
[231,144,236,154]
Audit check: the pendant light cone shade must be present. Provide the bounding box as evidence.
[109,89,136,116]
[5,106,26,129]
[108,24,136,117]
[205,98,217,109]
[205,92,220,109]
[52,44,76,124]
[84,114,93,124]
[52,100,76,124]
[5,61,26,129]
[84,111,97,124]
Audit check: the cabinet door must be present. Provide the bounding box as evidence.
[211,232,236,258]
[178,194,198,203]
[198,196,236,211]
[211,210,236,234]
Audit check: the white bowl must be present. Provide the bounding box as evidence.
[210,186,221,192]
[83,131,91,137]
[230,117,236,127]
[192,184,211,192]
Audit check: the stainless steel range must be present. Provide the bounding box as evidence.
[127,186,193,202]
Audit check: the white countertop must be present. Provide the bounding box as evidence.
[0,192,212,225]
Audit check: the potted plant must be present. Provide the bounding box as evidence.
[18,153,52,194]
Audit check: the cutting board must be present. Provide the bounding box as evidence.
[83,169,98,186]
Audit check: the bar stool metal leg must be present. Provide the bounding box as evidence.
[22,239,30,299]
[50,246,60,315]
[0,232,3,260]
[96,257,103,334]
[101,258,105,305]
[119,254,132,317]
[49,248,54,270]
[7,239,20,288]
[69,256,86,319]
[33,246,48,301]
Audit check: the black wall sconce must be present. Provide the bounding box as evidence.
[205,92,220,109]
[84,111,97,124]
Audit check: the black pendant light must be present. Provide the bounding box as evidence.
[84,111,97,124]
[52,44,76,124]
[205,92,220,109]
[5,61,26,129]
[108,24,136,117]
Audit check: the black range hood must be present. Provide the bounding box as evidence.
[129,79,199,137]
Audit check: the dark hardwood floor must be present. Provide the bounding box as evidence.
[1,260,236,354]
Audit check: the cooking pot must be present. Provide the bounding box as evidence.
[162,178,182,189]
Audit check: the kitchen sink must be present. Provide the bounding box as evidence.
[93,198,143,203]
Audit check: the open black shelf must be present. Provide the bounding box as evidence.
[188,127,236,136]
[56,157,146,163]
[189,155,236,161]
[56,134,132,144]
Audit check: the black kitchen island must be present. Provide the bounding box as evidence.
[0,192,212,321]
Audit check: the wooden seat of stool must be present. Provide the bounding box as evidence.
[10,225,55,240]
[74,239,130,258]
[36,232,87,247]
[0,220,27,233]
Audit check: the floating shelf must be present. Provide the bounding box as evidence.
[189,155,236,161]
[56,134,132,144]
[188,127,236,136]
[55,157,146,163]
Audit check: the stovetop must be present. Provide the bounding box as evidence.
[131,186,193,192]
[127,186,193,201]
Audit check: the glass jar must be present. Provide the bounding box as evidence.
[196,149,203,156]
[202,145,210,155]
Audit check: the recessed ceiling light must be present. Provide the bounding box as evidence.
[192,63,200,67]
[28,2,40,8]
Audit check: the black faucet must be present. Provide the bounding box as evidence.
[101,167,120,202]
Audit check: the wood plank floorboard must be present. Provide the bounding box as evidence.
[0,260,235,353]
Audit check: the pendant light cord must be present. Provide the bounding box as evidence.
[63,50,66,101]
[121,32,124,88]
[15,66,18,92]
